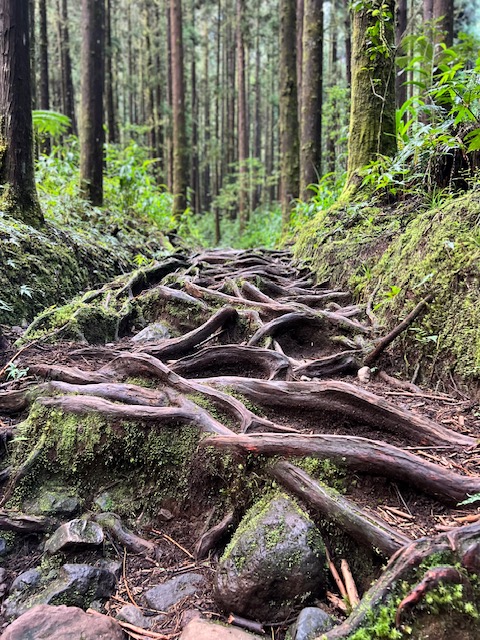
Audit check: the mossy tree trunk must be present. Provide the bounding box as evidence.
[0,0,43,228]
[342,0,397,197]
[300,0,323,200]
[79,0,106,207]
[279,0,299,227]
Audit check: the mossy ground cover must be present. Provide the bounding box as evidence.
[0,207,167,327]
[295,192,480,389]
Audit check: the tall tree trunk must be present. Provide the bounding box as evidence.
[79,0,106,206]
[433,0,453,47]
[236,0,248,232]
[279,0,299,226]
[326,0,338,173]
[105,0,117,143]
[214,0,222,243]
[344,0,352,85]
[38,0,51,154]
[190,0,200,214]
[58,0,77,134]
[296,0,304,121]
[300,0,323,200]
[0,0,43,226]
[342,0,396,196]
[154,1,165,176]
[396,0,408,110]
[251,3,262,212]
[29,0,37,109]
[170,0,188,216]
[203,24,212,212]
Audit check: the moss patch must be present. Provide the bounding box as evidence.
[295,193,480,388]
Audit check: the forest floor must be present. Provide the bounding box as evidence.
[0,248,479,639]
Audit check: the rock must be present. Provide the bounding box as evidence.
[132,323,171,342]
[0,537,8,556]
[116,604,157,630]
[180,619,263,639]
[3,563,117,621]
[93,492,115,511]
[0,604,126,639]
[25,488,80,517]
[0,568,8,599]
[290,607,337,640]
[45,519,104,554]
[158,508,174,521]
[357,366,371,383]
[214,494,327,621]
[145,573,206,611]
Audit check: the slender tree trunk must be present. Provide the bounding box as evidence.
[29,0,37,109]
[342,0,396,196]
[251,3,262,212]
[396,0,408,110]
[190,0,200,214]
[326,0,337,173]
[237,0,248,232]
[214,0,222,243]
[58,0,77,134]
[166,1,174,191]
[433,0,453,47]
[300,0,323,199]
[38,0,51,154]
[79,0,106,206]
[0,0,43,226]
[203,25,212,212]
[154,1,164,176]
[105,0,117,143]
[344,0,352,85]
[279,0,299,226]
[170,0,188,216]
[296,0,304,121]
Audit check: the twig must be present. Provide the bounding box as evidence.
[364,294,433,367]
[151,529,195,559]
[123,548,141,608]
[227,614,265,635]
[340,559,360,607]
[325,547,348,599]
[326,591,348,613]
[383,506,414,521]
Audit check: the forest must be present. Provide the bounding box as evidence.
[0,0,480,638]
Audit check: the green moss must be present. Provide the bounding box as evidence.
[295,192,480,386]
[9,403,202,517]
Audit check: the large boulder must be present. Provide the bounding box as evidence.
[0,604,126,639]
[214,494,327,621]
[44,519,104,554]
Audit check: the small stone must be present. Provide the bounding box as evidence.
[357,366,371,383]
[93,492,115,511]
[9,569,41,594]
[116,604,156,630]
[145,573,206,611]
[132,323,171,342]
[0,537,8,556]
[290,607,337,640]
[45,519,104,554]
[0,568,8,599]
[0,604,125,639]
[180,619,263,639]
[158,508,174,522]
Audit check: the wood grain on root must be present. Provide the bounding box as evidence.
[95,512,158,557]
[198,377,474,446]
[271,461,411,556]
[136,306,239,360]
[203,433,480,504]
[171,345,292,380]
[38,394,235,435]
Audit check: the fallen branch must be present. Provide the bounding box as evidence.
[364,294,434,367]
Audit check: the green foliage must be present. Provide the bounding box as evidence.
[4,363,29,381]
[32,111,71,139]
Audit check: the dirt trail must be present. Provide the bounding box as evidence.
[0,248,479,638]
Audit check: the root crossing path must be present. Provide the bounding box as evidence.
[0,248,479,638]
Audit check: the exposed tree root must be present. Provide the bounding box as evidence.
[2,248,479,638]
[270,461,412,556]
[320,521,480,638]
[203,433,480,504]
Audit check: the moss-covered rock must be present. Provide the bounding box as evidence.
[295,193,480,390]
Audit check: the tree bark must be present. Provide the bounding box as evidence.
[279,0,299,226]
[0,0,43,227]
[237,0,249,232]
[170,0,189,216]
[105,0,117,144]
[300,0,323,199]
[342,0,397,195]
[79,0,106,206]
[58,0,77,134]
